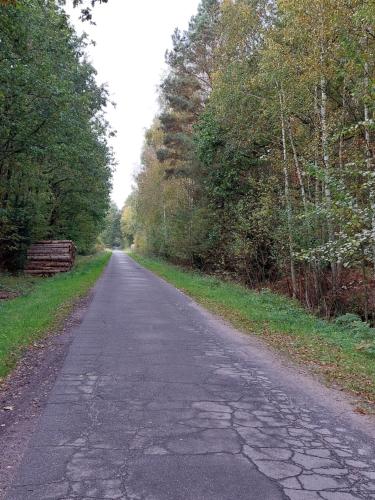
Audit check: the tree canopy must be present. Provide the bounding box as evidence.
[130,0,375,319]
[0,0,110,22]
[0,0,113,268]
[101,202,123,249]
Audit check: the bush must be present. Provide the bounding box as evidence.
[335,313,362,327]
[336,313,375,355]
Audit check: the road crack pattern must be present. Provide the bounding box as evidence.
[6,253,375,499]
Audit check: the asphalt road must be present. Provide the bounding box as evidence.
[7,252,375,499]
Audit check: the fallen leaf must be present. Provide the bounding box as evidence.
[354,406,367,415]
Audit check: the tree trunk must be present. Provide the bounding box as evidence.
[279,90,297,298]
[287,121,307,210]
[320,73,337,289]
[363,57,375,276]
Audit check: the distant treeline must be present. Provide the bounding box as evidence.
[127,0,374,319]
[0,1,113,269]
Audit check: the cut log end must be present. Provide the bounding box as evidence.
[25,240,76,276]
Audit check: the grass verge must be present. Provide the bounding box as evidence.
[0,272,39,299]
[0,252,111,379]
[130,252,375,410]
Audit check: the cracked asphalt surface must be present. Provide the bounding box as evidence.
[7,251,375,499]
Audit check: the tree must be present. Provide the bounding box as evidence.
[121,193,137,247]
[130,0,375,318]
[0,0,113,268]
[69,0,110,21]
[0,0,110,22]
[101,203,122,248]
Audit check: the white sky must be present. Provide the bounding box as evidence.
[66,0,200,209]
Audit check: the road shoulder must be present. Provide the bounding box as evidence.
[0,292,93,499]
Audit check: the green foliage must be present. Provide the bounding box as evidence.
[70,0,109,22]
[336,312,375,356]
[130,0,375,318]
[0,1,113,268]
[335,313,375,355]
[335,313,363,328]
[120,193,137,247]
[101,202,123,248]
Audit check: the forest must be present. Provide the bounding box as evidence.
[0,0,113,269]
[126,0,375,321]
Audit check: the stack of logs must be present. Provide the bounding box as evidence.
[25,240,76,276]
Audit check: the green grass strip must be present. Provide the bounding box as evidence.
[130,252,375,407]
[0,252,111,378]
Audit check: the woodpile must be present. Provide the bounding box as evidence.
[25,240,76,276]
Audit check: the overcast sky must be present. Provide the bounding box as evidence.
[67,0,200,208]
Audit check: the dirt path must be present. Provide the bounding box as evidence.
[4,252,375,499]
